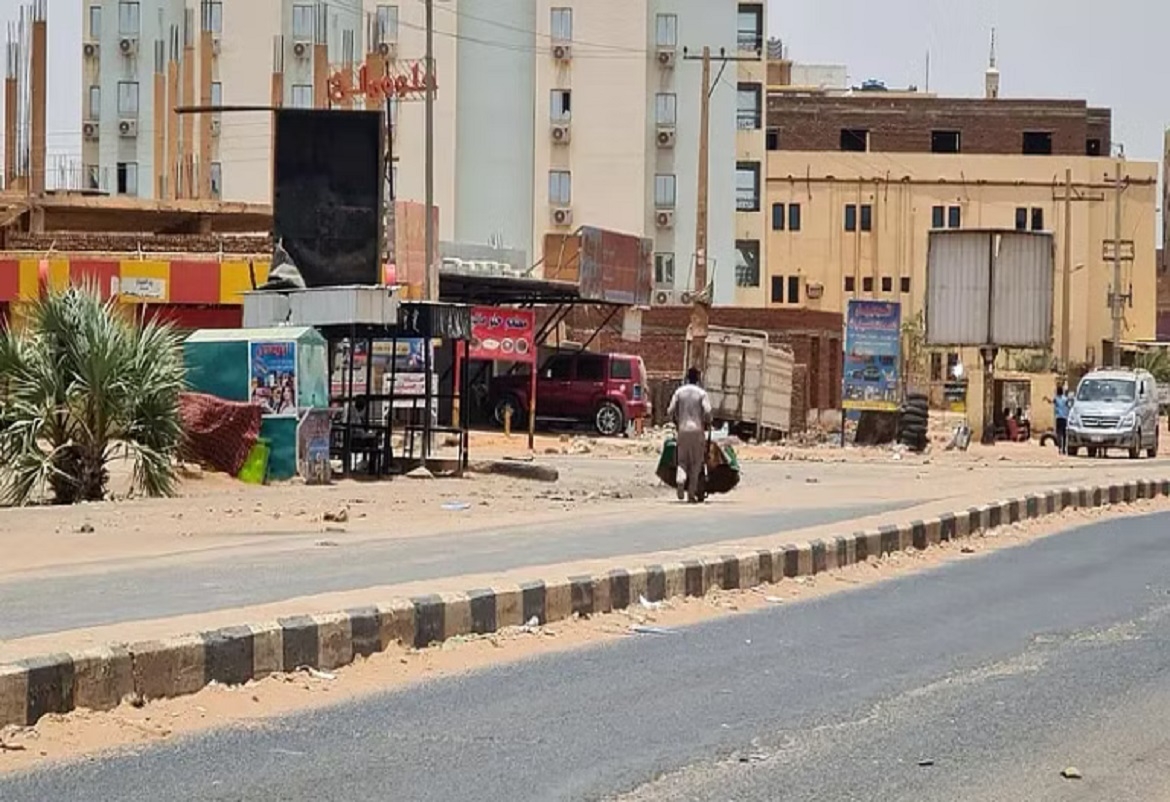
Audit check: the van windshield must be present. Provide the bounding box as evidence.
[1076,378,1135,403]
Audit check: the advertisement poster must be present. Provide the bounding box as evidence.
[297,409,334,485]
[330,338,433,396]
[250,341,298,416]
[470,307,536,363]
[842,300,902,412]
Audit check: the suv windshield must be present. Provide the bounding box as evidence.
[1076,378,1135,403]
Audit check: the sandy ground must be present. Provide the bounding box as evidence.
[1,496,1166,774]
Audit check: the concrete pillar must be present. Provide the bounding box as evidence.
[199,30,213,199]
[29,11,46,195]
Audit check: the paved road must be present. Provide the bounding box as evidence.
[6,511,1170,801]
[0,498,916,640]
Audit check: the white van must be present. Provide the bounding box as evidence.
[1066,368,1160,458]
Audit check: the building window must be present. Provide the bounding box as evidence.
[206,1,222,34]
[787,275,800,304]
[1022,131,1053,155]
[862,276,874,292]
[735,239,760,287]
[931,130,961,154]
[549,169,572,205]
[736,4,763,54]
[376,4,398,43]
[900,276,911,293]
[88,5,102,39]
[844,276,855,292]
[654,174,676,208]
[654,253,675,286]
[87,86,101,121]
[771,275,784,303]
[550,89,571,121]
[1031,207,1044,231]
[85,164,100,190]
[292,4,314,40]
[771,203,785,231]
[1086,138,1102,156]
[840,128,868,152]
[948,206,961,228]
[931,205,945,229]
[117,81,139,116]
[655,93,676,126]
[788,203,801,231]
[845,204,857,232]
[860,204,873,232]
[766,128,779,151]
[1015,207,1028,231]
[550,7,572,41]
[735,162,760,212]
[116,161,138,196]
[210,162,222,198]
[291,84,313,108]
[211,81,222,108]
[736,83,762,130]
[654,13,677,47]
[881,276,892,293]
[930,352,943,381]
[117,1,140,35]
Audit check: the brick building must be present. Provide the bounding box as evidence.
[766,95,1112,157]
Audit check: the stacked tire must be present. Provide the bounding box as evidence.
[898,393,930,453]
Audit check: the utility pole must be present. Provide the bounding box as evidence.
[681,46,755,377]
[423,0,436,302]
[1111,157,1124,367]
[1061,167,1072,372]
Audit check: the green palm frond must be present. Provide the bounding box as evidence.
[0,287,185,506]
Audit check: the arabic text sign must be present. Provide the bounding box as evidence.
[842,300,902,412]
[470,307,536,364]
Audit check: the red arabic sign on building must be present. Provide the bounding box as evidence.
[470,307,536,364]
[327,61,435,105]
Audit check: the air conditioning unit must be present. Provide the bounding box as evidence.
[118,37,138,57]
[83,42,99,59]
[378,41,397,60]
[552,43,572,62]
[118,119,138,138]
[210,119,222,137]
[656,209,674,229]
[679,290,695,305]
[550,123,571,144]
[656,126,676,149]
[656,48,676,68]
[550,206,573,227]
[82,122,99,141]
[293,40,311,59]
[652,288,677,307]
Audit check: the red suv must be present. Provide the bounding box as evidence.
[490,351,650,436]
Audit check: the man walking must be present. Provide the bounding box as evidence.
[1053,384,1070,454]
[667,367,713,503]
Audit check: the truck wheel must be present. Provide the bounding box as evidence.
[595,402,625,437]
[493,396,521,429]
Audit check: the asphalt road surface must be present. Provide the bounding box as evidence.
[7,511,1170,801]
[0,498,915,640]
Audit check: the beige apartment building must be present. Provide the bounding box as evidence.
[77,0,766,297]
[763,91,1159,365]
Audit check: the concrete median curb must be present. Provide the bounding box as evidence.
[2,477,1168,728]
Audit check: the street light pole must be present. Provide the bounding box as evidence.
[423,0,435,302]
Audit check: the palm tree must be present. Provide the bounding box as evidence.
[0,286,185,505]
[1133,348,1170,385]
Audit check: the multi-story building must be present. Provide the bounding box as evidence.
[763,89,1159,368]
[77,0,763,300]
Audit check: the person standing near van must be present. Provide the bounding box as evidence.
[667,367,713,503]
[1053,385,1070,454]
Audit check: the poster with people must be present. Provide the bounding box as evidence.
[250,341,298,416]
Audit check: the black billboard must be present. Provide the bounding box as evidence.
[272,109,384,287]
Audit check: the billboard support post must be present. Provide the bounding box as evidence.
[979,345,999,445]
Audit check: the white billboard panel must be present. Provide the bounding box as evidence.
[925,230,1054,348]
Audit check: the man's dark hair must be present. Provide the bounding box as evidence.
[1056,385,1065,396]
[686,367,701,385]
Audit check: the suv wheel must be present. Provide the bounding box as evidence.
[1149,428,1159,459]
[595,401,625,437]
[493,396,521,429]
[1129,430,1142,460]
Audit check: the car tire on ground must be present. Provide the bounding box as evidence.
[1148,429,1159,459]
[1129,431,1142,460]
[595,401,625,437]
[493,395,521,429]
[1067,446,1079,457]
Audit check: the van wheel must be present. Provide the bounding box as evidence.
[1129,431,1142,459]
[1148,428,1159,459]
[595,402,625,437]
[1067,446,1079,457]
